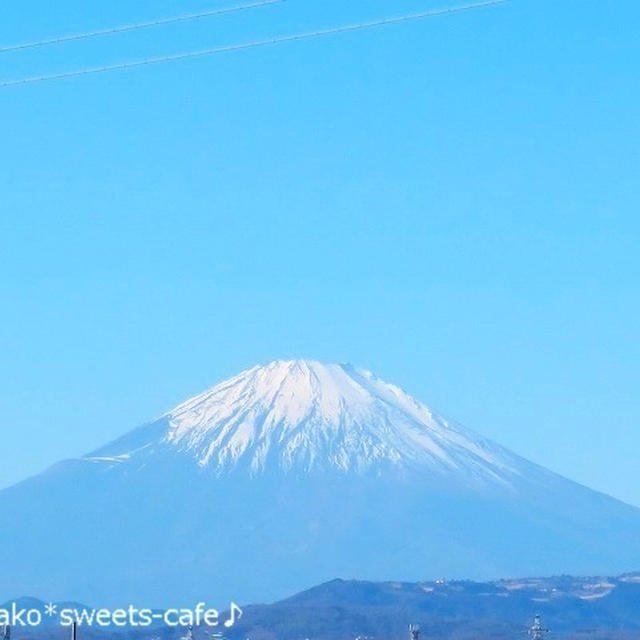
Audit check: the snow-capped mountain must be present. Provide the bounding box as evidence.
[1,360,639,608]
[91,360,526,484]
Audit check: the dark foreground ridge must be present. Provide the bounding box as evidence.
[228,572,640,640]
[4,572,640,640]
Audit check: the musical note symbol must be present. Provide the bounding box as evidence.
[224,602,243,628]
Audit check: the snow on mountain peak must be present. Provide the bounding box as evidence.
[156,359,521,481]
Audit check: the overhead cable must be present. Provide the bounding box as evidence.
[0,0,281,54]
[1,1,507,88]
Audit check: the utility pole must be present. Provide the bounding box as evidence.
[528,614,549,640]
[182,625,195,640]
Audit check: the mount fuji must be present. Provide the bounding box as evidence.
[1,360,639,607]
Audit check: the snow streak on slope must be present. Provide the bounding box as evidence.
[134,360,525,484]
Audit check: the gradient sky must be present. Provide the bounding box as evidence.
[1,0,638,505]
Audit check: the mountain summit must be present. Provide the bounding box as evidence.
[1,360,639,607]
[92,360,524,484]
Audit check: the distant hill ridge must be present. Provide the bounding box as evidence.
[229,572,640,640]
[5,572,640,640]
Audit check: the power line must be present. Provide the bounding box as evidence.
[0,0,281,54]
[0,0,507,89]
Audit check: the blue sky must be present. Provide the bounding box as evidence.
[1,0,638,505]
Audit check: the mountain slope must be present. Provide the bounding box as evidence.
[0,360,639,607]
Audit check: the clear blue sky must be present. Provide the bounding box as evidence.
[1,0,638,505]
